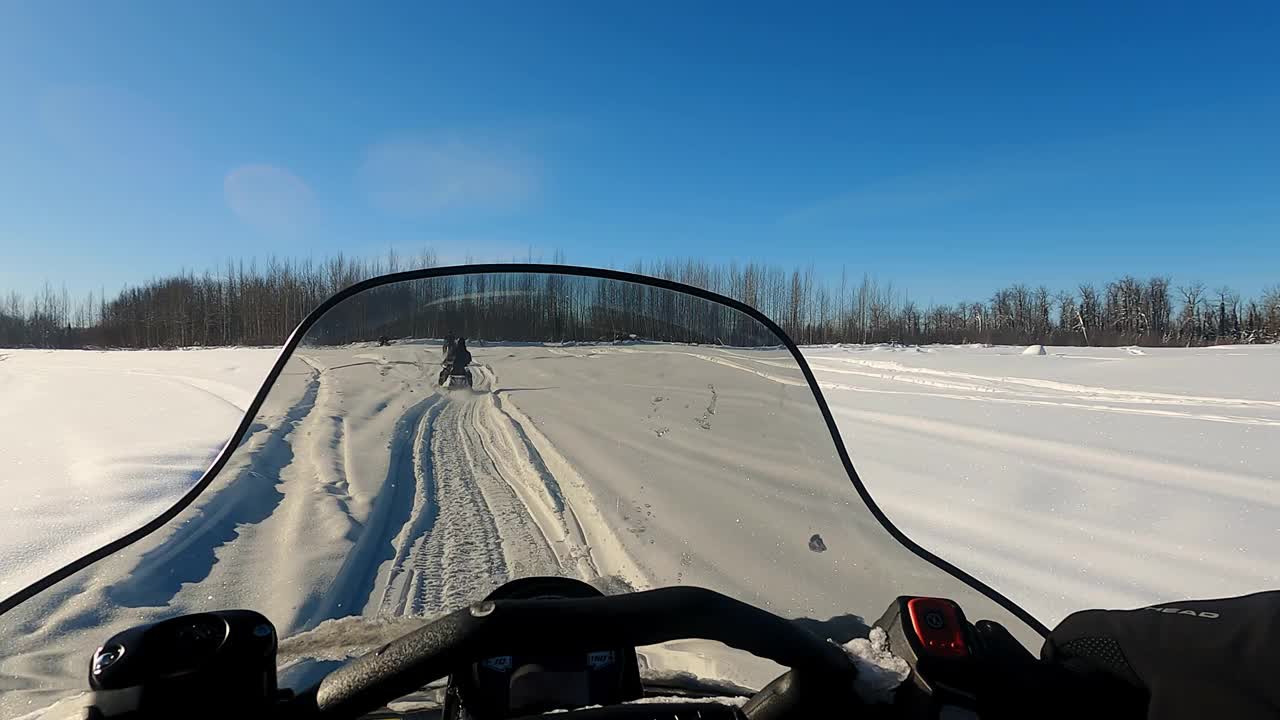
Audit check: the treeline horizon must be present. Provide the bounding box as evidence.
[1,250,1278,349]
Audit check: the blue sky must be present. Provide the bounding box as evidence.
[1,1,1277,305]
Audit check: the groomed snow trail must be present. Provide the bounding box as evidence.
[375,363,597,617]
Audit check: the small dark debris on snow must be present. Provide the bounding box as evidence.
[808,534,827,553]
[653,395,665,403]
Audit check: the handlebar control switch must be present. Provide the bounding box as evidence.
[86,609,281,718]
[875,596,980,717]
[907,597,969,659]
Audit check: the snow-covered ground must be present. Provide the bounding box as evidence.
[0,342,1276,714]
[805,343,1279,617]
[0,348,278,597]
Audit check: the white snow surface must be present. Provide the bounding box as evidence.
[805,343,1280,616]
[0,348,278,597]
[2,343,1277,620]
[0,342,1278,715]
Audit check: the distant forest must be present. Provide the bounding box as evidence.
[1,250,1278,348]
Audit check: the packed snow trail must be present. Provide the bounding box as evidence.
[380,392,513,615]
[373,363,602,617]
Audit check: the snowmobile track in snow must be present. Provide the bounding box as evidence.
[375,364,591,617]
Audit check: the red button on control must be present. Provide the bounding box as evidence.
[907,597,968,658]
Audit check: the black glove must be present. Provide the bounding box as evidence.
[976,591,1280,720]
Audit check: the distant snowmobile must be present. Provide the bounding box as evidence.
[439,336,473,389]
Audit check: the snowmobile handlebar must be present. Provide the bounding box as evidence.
[306,586,857,719]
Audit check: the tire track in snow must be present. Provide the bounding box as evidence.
[589,346,1280,426]
[457,400,565,580]
[626,349,1280,427]
[834,404,1280,612]
[377,366,568,617]
[472,364,603,580]
[317,393,444,621]
[487,393,646,592]
[837,406,1280,511]
[482,392,601,578]
[804,356,1280,410]
[405,399,511,613]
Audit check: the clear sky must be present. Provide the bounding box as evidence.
[1,2,1277,305]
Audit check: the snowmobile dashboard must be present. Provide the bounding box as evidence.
[304,586,859,719]
[80,586,1072,720]
[82,586,860,720]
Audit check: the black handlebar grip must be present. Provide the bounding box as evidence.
[311,587,854,718]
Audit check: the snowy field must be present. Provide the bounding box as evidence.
[0,348,279,595]
[0,342,1277,712]
[805,343,1279,616]
[1,343,1277,616]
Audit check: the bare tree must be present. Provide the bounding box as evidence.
[1056,291,1084,344]
[1145,277,1171,343]
[1077,284,1101,344]
[1214,286,1239,342]
[1178,282,1205,343]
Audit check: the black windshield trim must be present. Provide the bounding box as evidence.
[0,264,1050,637]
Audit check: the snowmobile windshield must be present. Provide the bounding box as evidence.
[0,269,1043,718]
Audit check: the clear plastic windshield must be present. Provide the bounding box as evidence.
[0,272,1040,718]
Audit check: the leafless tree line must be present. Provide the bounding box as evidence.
[1,251,1277,348]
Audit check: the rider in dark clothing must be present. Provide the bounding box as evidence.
[440,337,472,384]
[448,338,472,369]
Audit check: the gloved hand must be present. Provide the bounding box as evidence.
[975,590,1280,720]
